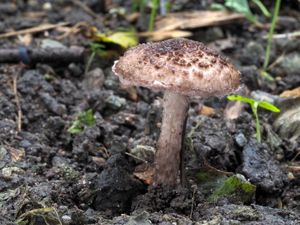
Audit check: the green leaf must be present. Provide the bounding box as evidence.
[67,109,96,134]
[227,95,256,105]
[94,31,138,49]
[251,0,271,17]
[260,70,274,81]
[67,120,83,134]
[225,0,250,13]
[225,0,256,22]
[210,3,227,10]
[258,101,281,112]
[78,109,96,126]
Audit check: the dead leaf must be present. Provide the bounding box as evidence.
[155,10,244,31]
[7,146,25,162]
[139,30,192,41]
[18,34,32,46]
[91,156,106,167]
[280,87,300,98]
[133,164,154,185]
[125,86,138,101]
[198,105,216,117]
[224,101,244,120]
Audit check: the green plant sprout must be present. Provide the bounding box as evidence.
[85,43,105,74]
[68,109,96,134]
[148,0,159,31]
[227,95,280,143]
[210,0,270,23]
[132,0,170,31]
[262,0,281,71]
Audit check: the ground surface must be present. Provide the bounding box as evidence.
[0,0,300,225]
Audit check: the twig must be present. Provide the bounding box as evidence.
[204,160,234,176]
[12,67,23,132]
[71,0,104,25]
[288,165,300,172]
[0,22,69,39]
[0,47,85,65]
[189,185,197,219]
[263,30,300,40]
[124,152,149,164]
[267,52,285,70]
[291,149,300,162]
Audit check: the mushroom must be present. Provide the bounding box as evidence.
[112,38,240,186]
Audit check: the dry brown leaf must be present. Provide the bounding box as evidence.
[125,86,138,101]
[155,10,244,31]
[198,105,215,117]
[280,87,300,98]
[18,33,32,46]
[224,101,244,120]
[125,12,140,23]
[91,156,106,167]
[7,146,25,162]
[139,30,192,41]
[133,164,154,185]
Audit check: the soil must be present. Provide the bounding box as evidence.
[0,0,300,225]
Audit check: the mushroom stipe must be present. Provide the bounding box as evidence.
[112,38,241,186]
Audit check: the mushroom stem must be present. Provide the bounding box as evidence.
[154,91,189,186]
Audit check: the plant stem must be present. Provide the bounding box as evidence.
[85,51,95,75]
[263,0,281,70]
[251,103,261,143]
[148,0,159,31]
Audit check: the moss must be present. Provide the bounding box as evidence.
[208,175,256,203]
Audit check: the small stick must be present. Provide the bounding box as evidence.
[0,47,85,65]
[0,22,69,39]
[72,0,100,19]
[189,185,197,219]
[124,152,149,164]
[12,67,23,132]
[263,30,300,40]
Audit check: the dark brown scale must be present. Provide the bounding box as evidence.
[192,58,199,63]
[198,62,210,68]
[172,57,180,63]
[154,65,160,69]
[195,72,203,79]
[179,59,186,64]
[205,51,218,57]
[187,63,192,67]
[197,51,204,57]
[219,59,228,66]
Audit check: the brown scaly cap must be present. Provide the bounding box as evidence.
[112,38,240,97]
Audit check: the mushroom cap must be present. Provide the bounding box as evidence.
[112,38,240,97]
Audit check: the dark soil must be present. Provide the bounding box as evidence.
[0,0,300,225]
